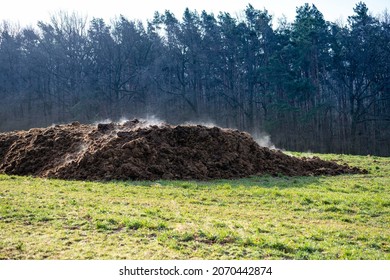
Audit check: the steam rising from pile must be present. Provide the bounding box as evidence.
[0,119,365,180]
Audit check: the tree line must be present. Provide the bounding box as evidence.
[0,2,389,155]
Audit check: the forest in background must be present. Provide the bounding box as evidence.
[0,2,389,155]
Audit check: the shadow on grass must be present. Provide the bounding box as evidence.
[0,171,365,190]
[110,174,353,190]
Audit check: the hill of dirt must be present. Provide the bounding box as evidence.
[0,120,366,180]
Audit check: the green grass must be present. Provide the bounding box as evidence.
[0,153,389,259]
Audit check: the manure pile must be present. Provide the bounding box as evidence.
[0,120,365,180]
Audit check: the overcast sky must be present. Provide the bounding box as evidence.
[1,0,389,27]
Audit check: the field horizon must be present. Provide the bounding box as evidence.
[0,152,389,260]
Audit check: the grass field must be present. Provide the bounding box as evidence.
[0,153,389,259]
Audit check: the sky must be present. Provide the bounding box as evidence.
[1,0,389,27]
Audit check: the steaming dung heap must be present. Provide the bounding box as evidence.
[0,120,365,180]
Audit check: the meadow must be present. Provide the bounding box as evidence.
[0,153,389,259]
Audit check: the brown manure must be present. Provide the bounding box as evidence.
[0,120,366,180]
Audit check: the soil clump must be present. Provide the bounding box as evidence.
[0,120,365,180]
